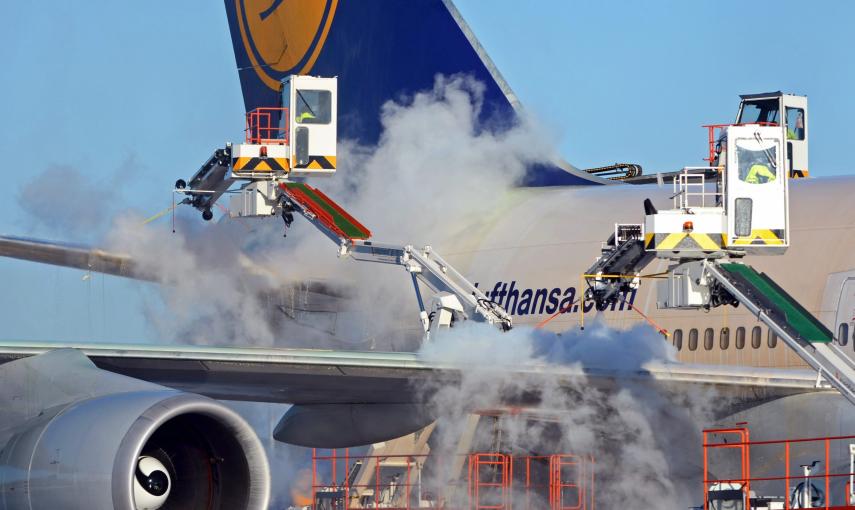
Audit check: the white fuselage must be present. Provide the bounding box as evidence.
[445,176,855,369]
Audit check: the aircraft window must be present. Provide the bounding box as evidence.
[839,323,850,346]
[720,328,730,350]
[704,328,714,350]
[737,140,777,184]
[295,89,332,124]
[751,326,762,348]
[688,329,698,351]
[768,330,778,348]
[786,107,805,140]
[736,327,746,349]
[672,329,683,351]
[739,98,780,125]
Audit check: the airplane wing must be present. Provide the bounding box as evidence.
[0,340,826,406]
[0,234,144,279]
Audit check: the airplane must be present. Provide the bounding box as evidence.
[1,1,854,509]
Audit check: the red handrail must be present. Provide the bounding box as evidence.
[245,107,289,144]
[702,122,780,164]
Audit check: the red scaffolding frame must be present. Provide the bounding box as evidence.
[702,122,779,164]
[703,426,855,509]
[310,449,595,510]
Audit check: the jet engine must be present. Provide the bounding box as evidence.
[0,350,269,510]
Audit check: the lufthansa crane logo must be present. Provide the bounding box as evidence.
[235,0,338,90]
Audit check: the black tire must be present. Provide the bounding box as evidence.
[175,179,187,190]
[202,208,213,221]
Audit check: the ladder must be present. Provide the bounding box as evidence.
[278,182,513,332]
[705,261,855,405]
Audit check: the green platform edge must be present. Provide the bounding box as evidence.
[286,182,369,239]
[720,263,832,343]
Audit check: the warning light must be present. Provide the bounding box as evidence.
[260,146,268,158]
[683,221,694,232]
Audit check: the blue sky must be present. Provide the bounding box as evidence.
[1,0,853,342]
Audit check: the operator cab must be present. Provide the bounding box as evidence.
[736,92,808,178]
[281,75,338,174]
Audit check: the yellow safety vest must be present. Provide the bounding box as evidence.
[745,163,775,184]
[296,111,316,123]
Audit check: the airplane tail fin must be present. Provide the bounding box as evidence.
[223,0,602,186]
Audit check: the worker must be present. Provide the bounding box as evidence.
[787,110,805,140]
[296,110,316,123]
[744,162,776,184]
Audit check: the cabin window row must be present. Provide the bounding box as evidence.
[672,323,855,352]
[671,326,778,352]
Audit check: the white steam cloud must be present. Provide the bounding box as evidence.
[418,321,721,508]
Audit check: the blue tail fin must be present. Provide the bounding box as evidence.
[224,0,600,186]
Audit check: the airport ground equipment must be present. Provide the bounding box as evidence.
[584,116,855,406]
[625,92,809,185]
[582,162,642,180]
[176,75,338,221]
[276,182,513,336]
[701,426,855,509]
[174,75,511,338]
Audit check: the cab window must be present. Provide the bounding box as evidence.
[739,98,780,125]
[295,90,331,124]
[786,108,805,140]
[737,140,777,184]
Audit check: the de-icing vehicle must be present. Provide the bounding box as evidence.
[175,75,513,340]
[584,93,855,408]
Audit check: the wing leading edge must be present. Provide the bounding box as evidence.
[0,341,826,405]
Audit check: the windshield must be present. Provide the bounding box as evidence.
[736,139,778,184]
[738,99,780,125]
[295,89,332,124]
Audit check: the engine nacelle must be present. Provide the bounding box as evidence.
[0,351,270,510]
[274,403,432,448]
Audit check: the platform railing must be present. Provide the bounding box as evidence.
[672,167,723,209]
[703,427,855,510]
[245,107,289,145]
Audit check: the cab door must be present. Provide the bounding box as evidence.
[726,125,788,252]
[782,95,809,177]
[287,75,338,176]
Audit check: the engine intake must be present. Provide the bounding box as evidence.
[0,351,270,510]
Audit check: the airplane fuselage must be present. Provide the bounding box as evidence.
[448,175,855,369]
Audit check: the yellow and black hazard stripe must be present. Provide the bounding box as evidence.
[232,157,289,172]
[789,169,809,179]
[730,229,785,246]
[645,232,724,252]
[294,155,336,170]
